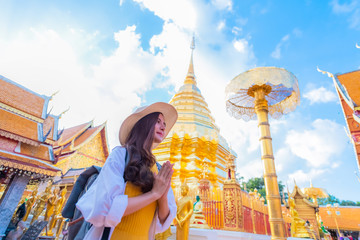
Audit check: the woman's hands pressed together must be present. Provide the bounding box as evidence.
[152,161,174,224]
[151,161,174,199]
[123,161,174,217]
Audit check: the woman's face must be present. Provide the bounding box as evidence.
[153,113,166,144]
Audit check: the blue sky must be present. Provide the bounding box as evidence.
[1,0,360,202]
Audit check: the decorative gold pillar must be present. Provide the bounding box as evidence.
[223,181,243,231]
[254,87,286,239]
[223,155,242,231]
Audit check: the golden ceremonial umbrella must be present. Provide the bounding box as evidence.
[225,67,300,240]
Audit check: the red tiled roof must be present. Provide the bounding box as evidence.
[73,125,102,148]
[0,108,39,142]
[337,91,360,168]
[55,122,92,146]
[19,142,52,161]
[0,77,46,118]
[337,70,360,106]
[319,206,360,231]
[0,136,17,152]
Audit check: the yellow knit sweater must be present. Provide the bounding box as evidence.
[111,164,158,240]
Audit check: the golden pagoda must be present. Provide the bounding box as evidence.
[153,38,237,198]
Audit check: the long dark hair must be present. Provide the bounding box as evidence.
[123,112,160,193]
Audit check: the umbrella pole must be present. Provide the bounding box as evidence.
[254,87,286,240]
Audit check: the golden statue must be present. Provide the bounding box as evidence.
[48,187,67,236]
[44,187,59,222]
[175,181,193,240]
[30,184,52,225]
[23,189,38,222]
[190,195,209,229]
[288,197,310,238]
[155,227,172,240]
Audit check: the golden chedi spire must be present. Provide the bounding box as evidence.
[153,36,237,202]
[185,36,196,85]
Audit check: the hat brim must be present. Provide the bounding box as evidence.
[119,102,178,147]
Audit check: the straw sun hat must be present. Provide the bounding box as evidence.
[119,102,178,146]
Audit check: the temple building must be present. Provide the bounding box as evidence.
[153,39,237,198]
[0,75,61,236]
[53,121,109,175]
[331,70,360,170]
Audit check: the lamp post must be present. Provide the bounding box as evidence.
[326,203,341,237]
[225,67,300,240]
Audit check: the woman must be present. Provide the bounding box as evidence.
[76,102,178,240]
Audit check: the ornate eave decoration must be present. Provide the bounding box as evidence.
[0,129,39,146]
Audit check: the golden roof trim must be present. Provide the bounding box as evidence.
[0,158,57,177]
[0,102,44,123]
[0,129,39,146]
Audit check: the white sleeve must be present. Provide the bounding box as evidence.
[155,188,177,233]
[76,146,128,228]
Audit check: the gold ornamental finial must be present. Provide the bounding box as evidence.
[59,107,70,119]
[50,90,60,100]
[185,35,196,83]
[317,66,334,78]
[190,34,195,50]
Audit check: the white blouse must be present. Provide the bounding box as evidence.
[76,146,177,240]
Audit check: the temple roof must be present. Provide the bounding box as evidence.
[53,167,86,186]
[54,121,93,147]
[0,75,50,119]
[54,122,108,155]
[0,149,60,177]
[334,71,360,168]
[290,184,317,208]
[0,108,40,144]
[319,206,360,231]
[0,75,62,178]
[336,70,360,106]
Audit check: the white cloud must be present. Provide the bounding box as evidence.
[0,25,164,148]
[331,0,357,13]
[211,0,232,11]
[232,26,242,35]
[271,34,290,59]
[285,119,347,168]
[303,86,337,104]
[330,0,360,29]
[287,169,327,187]
[233,38,249,53]
[133,0,197,29]
[237,158,263,180]
[217,20,226,31]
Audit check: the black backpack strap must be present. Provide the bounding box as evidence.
[101,227,111,240]
[124,147,129,166]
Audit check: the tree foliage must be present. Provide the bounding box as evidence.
[237,176,360,207]
[317,195,360,206]
[239,177,287,204]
